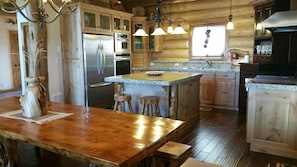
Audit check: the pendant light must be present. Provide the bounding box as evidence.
[151,0,167,36]
[227,0,234,30]
[166,0,187,34]
[133,0,187,36]
[133,28,149,36]
[172,25,187,34]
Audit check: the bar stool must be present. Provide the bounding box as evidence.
[113,94,133,113]
[140,96,161,117]
[153,141,192,167]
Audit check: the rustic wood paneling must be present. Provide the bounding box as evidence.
[129,0,255,62]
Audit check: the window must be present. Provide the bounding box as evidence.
[191,25,227,60]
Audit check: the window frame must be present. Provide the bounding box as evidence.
[189,23,230,61]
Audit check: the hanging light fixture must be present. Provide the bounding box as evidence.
[151,0,167,36]
[171,20,187,34]
[227,0,234,30]
[133,26,149,36]
[166,0,187,34]
[0,0,77,28]
[133,0,187,36]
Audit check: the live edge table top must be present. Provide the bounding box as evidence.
[0,97,185,167]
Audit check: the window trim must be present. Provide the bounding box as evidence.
[189,23,230,61]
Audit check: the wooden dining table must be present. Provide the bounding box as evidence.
[0,97,185,167]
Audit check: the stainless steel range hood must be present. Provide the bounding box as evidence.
[262,10,297,32]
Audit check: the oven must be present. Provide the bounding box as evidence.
[114,56,131,75]
[114,33,130,55]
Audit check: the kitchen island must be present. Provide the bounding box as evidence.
[245,77,297,159]
[105,71,202,121]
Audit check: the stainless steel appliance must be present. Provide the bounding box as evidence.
[114,55,131,75]
[114,33,130,54]
[83,34,115,108]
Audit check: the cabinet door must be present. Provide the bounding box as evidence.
[99,13,111,32]
[123,18,131,32]
[178,79,199,121]
[272,32,297,64]
[132,52,150,67]
[132,17,148,52]
[82,9,98,33]
[148,26,163,52]
[200,73,214,105]
[247,89,297,156]
[113,16,121,32]
[214,73,235,107]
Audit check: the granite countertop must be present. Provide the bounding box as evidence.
[104,72,202,86]
[245,77,297,91]
[132,67,239,73]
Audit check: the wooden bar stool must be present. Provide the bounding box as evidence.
[113,94,133,113]
[140,96,161,117]
[180,157,223,167]
[153,141,192,167]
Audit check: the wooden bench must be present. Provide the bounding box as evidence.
[153,141,192,167]
[180,157,223,167]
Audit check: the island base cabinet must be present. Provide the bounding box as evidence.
[177,78,200,121]
[247,88,297,159]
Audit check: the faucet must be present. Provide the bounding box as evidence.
[206,60,212,68]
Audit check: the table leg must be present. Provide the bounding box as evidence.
[169,85,177,119]
[0,137,18,167]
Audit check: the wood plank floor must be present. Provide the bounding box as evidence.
[7,107,297,167]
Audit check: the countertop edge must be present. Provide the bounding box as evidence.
[105,73,202,86]
[245,78,297,91]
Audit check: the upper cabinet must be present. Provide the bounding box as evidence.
[113,16,131,33]
[252,0,274,63]
[131,17,148,52]
[252,0,291,64]
[81,3,132,34]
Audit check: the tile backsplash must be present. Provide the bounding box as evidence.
[149,61,233,70]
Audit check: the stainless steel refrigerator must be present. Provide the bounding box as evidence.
[83,34,115,108]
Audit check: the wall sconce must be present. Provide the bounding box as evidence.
[0,0,77,28]
[226,0,234,30]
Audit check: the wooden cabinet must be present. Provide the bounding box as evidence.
[214,73,236,107]
[148,26,163,52]
[60,3,132,105]
[131,17,163,67]
[178,78,200,121]
[81,8,112,34]
[271,32,297,64]
[199,73,214,105]
[239,63,259,113]
[200,72,239,110]
[131,17,150,67]
[112,15,131,33]
[252,0,291,64]
[252,0,274,64]
[247,88,297,159]
[81,3,132,34]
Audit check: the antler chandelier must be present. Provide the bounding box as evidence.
[0,0,77,27]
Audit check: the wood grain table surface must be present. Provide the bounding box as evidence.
[0,97,185,167]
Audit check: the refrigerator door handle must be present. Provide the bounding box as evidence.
[90,82,112,88]
[96,44,102,75]
[100,44,106,74]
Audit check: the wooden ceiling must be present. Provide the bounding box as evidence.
[121,0,198,10]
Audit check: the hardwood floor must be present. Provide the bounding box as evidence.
[9,107,297,166]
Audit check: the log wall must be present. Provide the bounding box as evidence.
[142,0,255,62]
